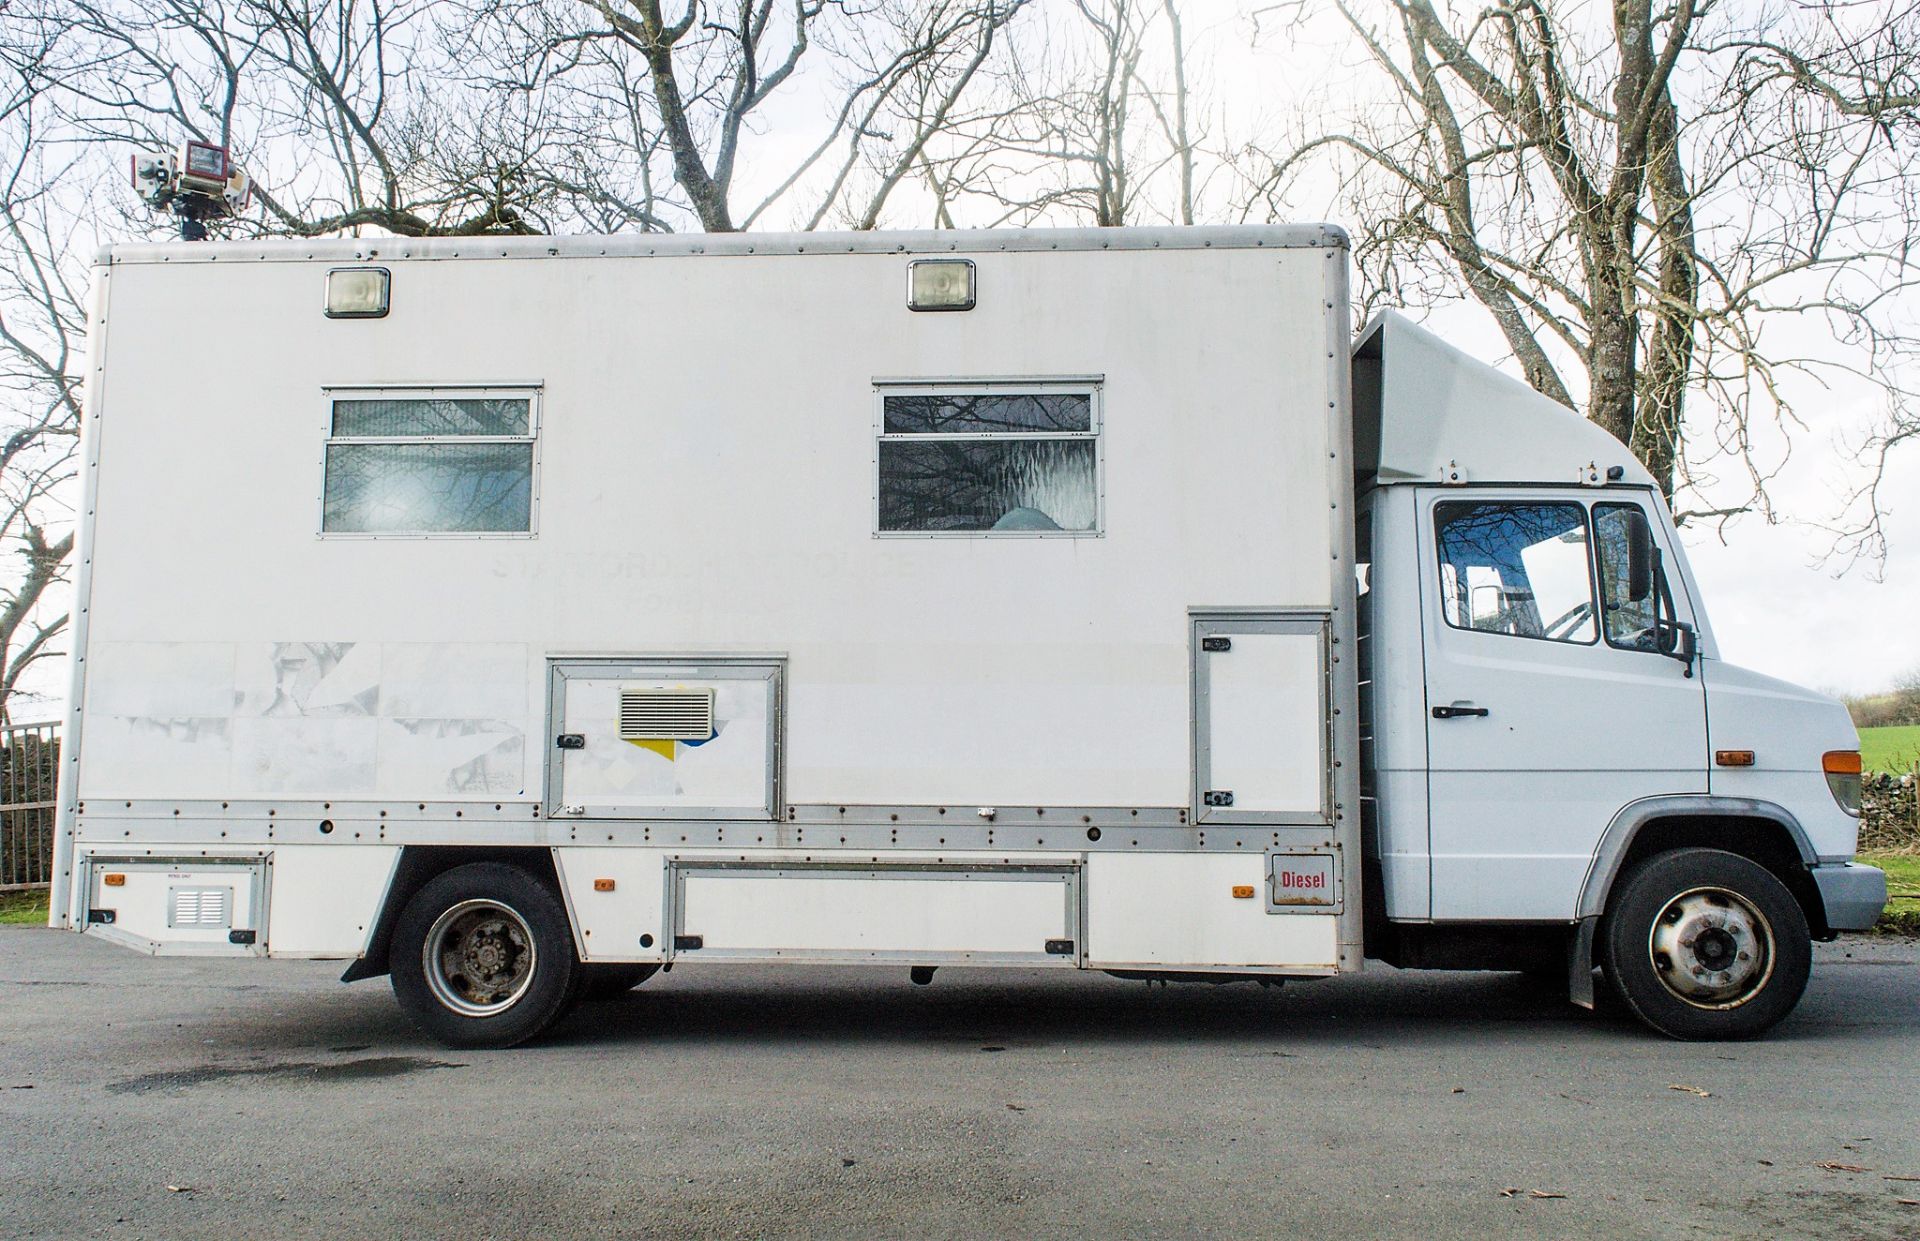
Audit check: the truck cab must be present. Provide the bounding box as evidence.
[1353,312,1886,1037]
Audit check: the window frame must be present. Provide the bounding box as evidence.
[318,383,543,539]
[871,377,1105,539]
[1432,498,1601,648]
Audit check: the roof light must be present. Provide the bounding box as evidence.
[325,267,390,319]
[908,259,976,312]
[179,141,229,191]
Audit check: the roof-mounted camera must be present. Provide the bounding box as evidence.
[131,141,251,240]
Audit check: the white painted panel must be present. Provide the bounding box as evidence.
[83,241,1341,809]
[682,872,1068,955]
[234,642,382,717]
[1086,853,1338,968]
[80,639,528,799]
[83,716,234,798]
[87,642,238,716]
[230,717,378,795]
[561,676,769,813]
[382,643,530,719]
[1206,632,1324,814]
[374,719,525,797]
[788,677,1186,805]
[554,848,667,962]
[267,845,400,956]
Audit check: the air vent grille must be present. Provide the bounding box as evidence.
[619,688,716,741]
[168,886,233,929]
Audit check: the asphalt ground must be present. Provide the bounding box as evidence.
[1,927,1916,1240]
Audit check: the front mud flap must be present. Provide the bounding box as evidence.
[1568,917,1598,1009]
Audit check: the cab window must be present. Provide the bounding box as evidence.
[1434,502,1596,644]
[1594,503,1661,651]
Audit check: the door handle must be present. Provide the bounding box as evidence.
[1432,704,1490,719]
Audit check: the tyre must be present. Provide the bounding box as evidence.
[1601,848,1811,1041]
[579,963,661,1001]
[390,862,580,1048]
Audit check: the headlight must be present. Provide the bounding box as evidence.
[1822,750,1862,817]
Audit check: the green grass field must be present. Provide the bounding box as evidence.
[1860,724,1920,774]
[0,889,49,925]
[1859,852,1919,936]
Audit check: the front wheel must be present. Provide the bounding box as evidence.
[1602,848,1810,1041]
[391,863,579,1048]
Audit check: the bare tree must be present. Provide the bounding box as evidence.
[1247,0,1920,529]
[910,0,1206,227]
[475,0,1037,234]
[0,29,82,723]
[28,0,554,238]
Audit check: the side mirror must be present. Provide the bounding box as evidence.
[1622,509,1654,603]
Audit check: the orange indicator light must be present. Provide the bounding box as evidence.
[103,873,125,887]
[1714,750,1756,767]
[1822,751,1862,775]
[593,878,616,892]
[1231,885,1255,899]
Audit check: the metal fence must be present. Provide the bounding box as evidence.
[0,724,60,890]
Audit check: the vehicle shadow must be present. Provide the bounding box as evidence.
[542,964,1636,1051]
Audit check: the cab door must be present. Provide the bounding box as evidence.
[1417,490,1707,920]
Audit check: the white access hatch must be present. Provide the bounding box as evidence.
[1191,613,1329,825]
[671,862,1080,963]
[547,658,783,820]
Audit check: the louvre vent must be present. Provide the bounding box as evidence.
[619,687,716,741]
[168,886,233,929]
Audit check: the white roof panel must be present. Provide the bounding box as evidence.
[1352,310,1652,489]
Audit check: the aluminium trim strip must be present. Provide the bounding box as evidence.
[51,264,113,930]
[101,224,1351,267]
[1322,242,1368,971]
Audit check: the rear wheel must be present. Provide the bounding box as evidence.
[391,863,579,1048]
[1602,848,1810,1041]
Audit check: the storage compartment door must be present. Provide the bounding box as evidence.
[79,854,269,955]
[548,658,782,820]
[1192,614,1329,825]
[672,863,1079,963]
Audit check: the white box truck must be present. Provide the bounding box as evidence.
[49,225,1885,1045]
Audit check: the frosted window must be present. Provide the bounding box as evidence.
[880,440,1096,532]
[883,393,1090,435]
[324,444,533,533]
[877,387,1099,535]
[332,398,529,438]
[322,390,537,534]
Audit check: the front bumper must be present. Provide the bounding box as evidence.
[1811,863,1888,932]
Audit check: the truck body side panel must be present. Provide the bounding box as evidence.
[61,228,1364,975]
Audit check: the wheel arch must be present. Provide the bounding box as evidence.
[341,846,564,983]
[1579,797,1824,934]
[1566,797,1827,1009]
